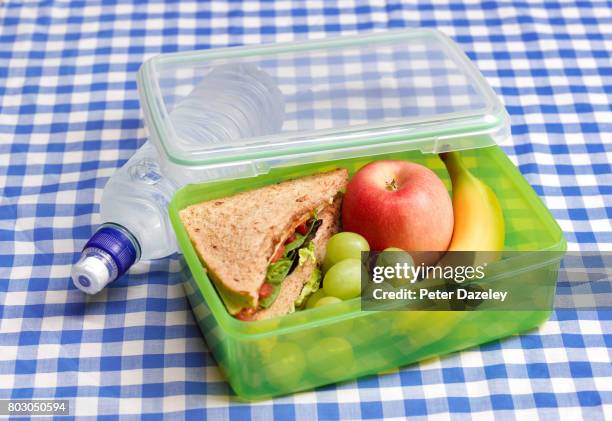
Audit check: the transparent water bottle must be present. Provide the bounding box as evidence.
[72,63,284,294]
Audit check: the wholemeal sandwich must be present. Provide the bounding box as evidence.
[179,169,348,321]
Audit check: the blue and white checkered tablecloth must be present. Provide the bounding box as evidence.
[0,0,610,419]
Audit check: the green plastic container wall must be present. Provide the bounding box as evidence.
[169,145,566,400]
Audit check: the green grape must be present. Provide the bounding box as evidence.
[305,289,327,309]
[322,258,363,300]
[389,311,464,347]
[320,317,355,338]
[323,232,370,271]
[246,319,280,355]
[313,296,342,307]
[263,342,305,390]
[375,247,415,288]
[306,337,354,379]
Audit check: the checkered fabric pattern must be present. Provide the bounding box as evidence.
[0,0,610,419]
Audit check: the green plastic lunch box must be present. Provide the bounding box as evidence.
[137,29,566,399]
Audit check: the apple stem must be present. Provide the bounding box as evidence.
[385,178,399,191]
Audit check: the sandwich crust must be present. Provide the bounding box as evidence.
[179,168,348,309]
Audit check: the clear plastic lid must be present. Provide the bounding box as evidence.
[138,29,509,167]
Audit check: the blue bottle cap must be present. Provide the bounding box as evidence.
[71,223,141,294]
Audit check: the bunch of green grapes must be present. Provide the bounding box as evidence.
[306,232,369,307]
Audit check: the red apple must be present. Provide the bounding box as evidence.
[342,160,453,263]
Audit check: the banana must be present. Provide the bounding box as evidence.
[440,152,505,265]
